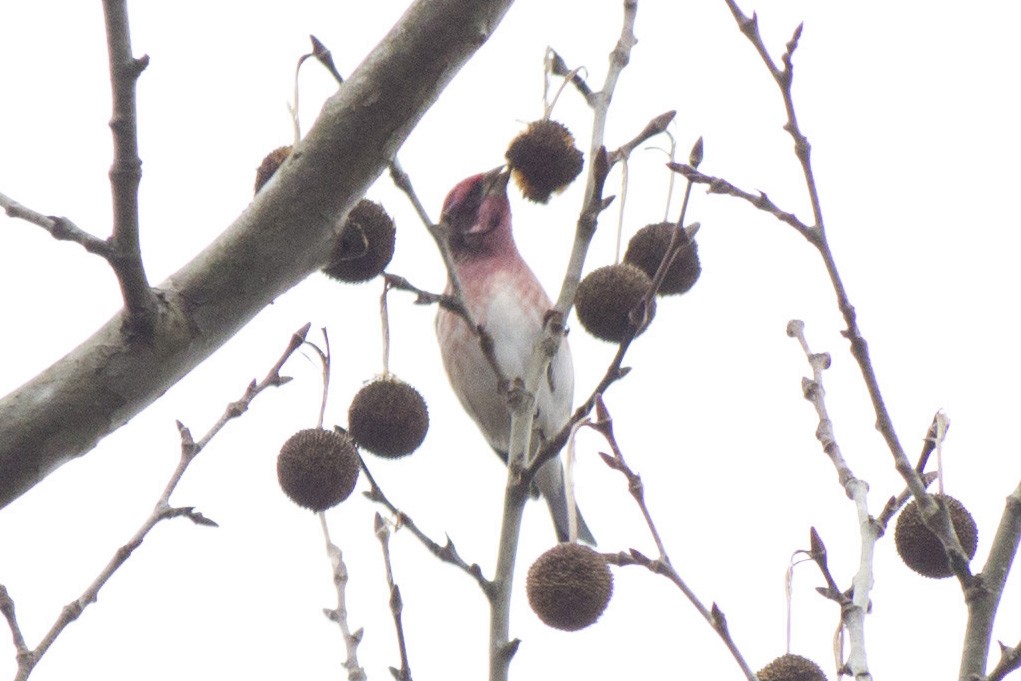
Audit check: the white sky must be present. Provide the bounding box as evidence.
[2,1,1020,680]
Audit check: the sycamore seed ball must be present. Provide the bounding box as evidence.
[895,493,978,579]
[574,263,656,343]
[322,200,397,283]
[277,428,359,512]
[526,543,613,631]
[505,119,584,203]
[756,654,828,681]
[348,377,429,458]
[624,222,702,296]
[254,145,293,194]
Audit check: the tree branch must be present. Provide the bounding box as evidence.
[0,193,114,256]
[0,0,518,511]
[102,0,156,328]
[591,397,756,680]
[0,324,306,680]
[961,482,1021,680]
[719,3,996,677]
[359,456,492,596]
[787,320,875,679]
[489,4,640,680]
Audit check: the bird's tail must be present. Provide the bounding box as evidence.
[534,457,596,545]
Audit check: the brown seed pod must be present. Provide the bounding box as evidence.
[895,493,978,579]
[624,222,701,296]
[321,200,397,284]
[254,145,293,194]
[505,119,584,203]
[756,654,828,681]
[526,543,613,631]
[277,428,359,512]
[348,377,429,458]
[574,263,656,343]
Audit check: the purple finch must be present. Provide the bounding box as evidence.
[435,168,595,544]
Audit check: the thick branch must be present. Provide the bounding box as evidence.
[0,0,517,510]
[960,482,1021,680]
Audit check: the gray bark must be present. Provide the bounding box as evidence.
[0,0,516,509]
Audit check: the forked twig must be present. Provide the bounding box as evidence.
[0,323,310,681]
[359,457,492,598]
[588,397,757,681]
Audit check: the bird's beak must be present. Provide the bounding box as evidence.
[481,166,510,197]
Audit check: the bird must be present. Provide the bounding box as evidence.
[435,167,596,544]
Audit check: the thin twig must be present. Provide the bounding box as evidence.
[528,177,698,479]
[666,162,815,240]
[383,272,509,390]
[787,319,876,679]
[0,324,309,680]
[609,110,676,165]
[986,638,1021,681]
[0,192,114,256]
[719,0,925,503]
[320,512,367,681]
[305,34,468,316]
[546,48,594,101]
[380,279,393,375]
[915,411,949,475]
[0,585,30,670]
[587,396,756,681]
[375,514,413,681]
[358,456,492,597]
[714,0,989,666]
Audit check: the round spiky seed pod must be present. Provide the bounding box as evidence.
[526,543,613,631]
[254,145,293,194]
[348,377,429,458]
[277,428,359,512]
[322,200,397,283]
[624,222,701,296]
[574,263,656,343]
[756,654,828,681]
[895,493,978,579]
[505,119,584,204]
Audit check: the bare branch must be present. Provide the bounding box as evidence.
[1,324,307,679]
[102,0,156,327]
[961,481,1021,679]
[607,547,758,680]
[986,638,1021,681]
[0,0,519,511]
[575,396,755,680]
[609,110,676,163]
[488,6,642,679]
[359,456,492,597]
[375,514,413,681]
[301,35,466,318]
[667,162,815,239]
[547,48,594,101]
[0,192,114,256]
[0,585,31,670]
[383,272,509,390]
[787,319,879,679]
[319,513,368,681]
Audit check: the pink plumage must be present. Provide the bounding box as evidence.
[435,169,595,544]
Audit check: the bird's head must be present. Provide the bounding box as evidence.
[440,167,515,260]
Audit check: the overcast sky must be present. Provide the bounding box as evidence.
[2,2,1020,680]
